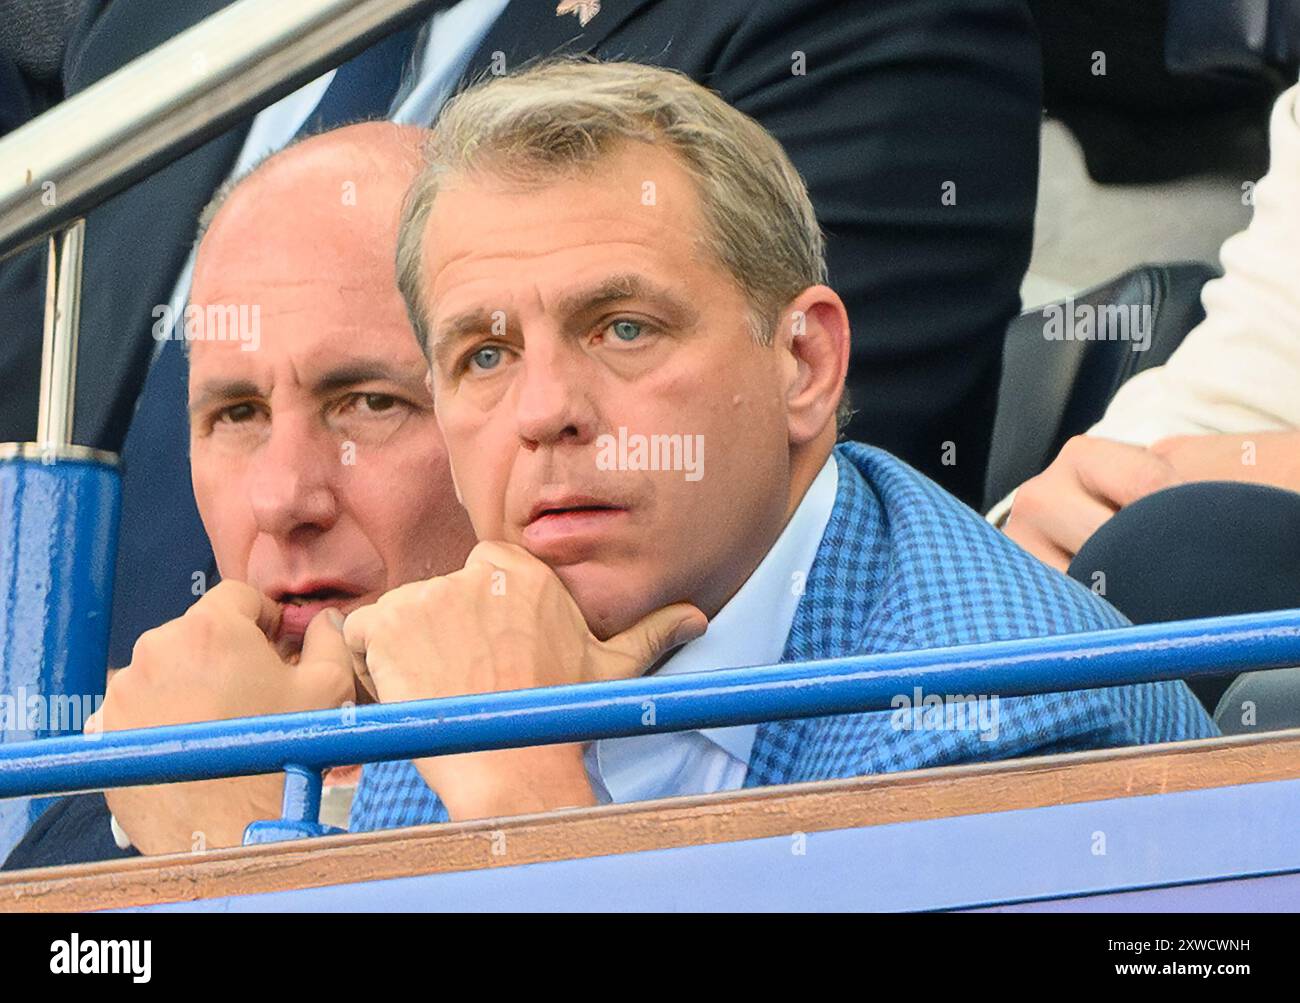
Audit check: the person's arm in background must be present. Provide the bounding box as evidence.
[1001,84,1300,569]
[709,0,1042,508]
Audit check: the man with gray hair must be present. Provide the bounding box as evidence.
[340,60,1217,831]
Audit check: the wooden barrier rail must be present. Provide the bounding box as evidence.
[4,727,1299,912]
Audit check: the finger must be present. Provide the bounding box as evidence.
[463,539,538,575]
[598,602,708,679]
[85,667,132,734]
[1004,524,1074,573]
[297,608,369,706]
[463,541,556,603]
[341,604,386,700]
[1014,489,1117,561]
[1073,440,1182,509]
[191,579,282,639]
[341,603,375,661]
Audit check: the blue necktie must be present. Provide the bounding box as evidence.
[107,26,420,667]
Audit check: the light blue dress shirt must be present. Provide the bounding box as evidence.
[391,0,511,125]
[584,455,840,803]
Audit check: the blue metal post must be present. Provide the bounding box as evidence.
[242,764,345,845]
[0,220,121,860]
[0,451,121,862]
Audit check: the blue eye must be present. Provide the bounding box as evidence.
[470,346,503,371]
[609,320,643,342]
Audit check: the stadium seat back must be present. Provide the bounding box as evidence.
[1216,667,1300,733]
[1166,0,1300,77]
[984,261,1217,511]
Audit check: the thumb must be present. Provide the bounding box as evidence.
[598,602,708,679]
[297,608,369,707]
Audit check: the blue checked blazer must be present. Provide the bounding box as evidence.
[349,443,1217,831]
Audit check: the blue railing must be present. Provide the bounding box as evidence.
[2,609,1299,842]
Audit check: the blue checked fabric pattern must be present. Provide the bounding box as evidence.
[350,442,1218,831]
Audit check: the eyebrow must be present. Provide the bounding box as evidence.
[188,379,262,416]
[557,273,697,328]
[188,360,424,415]
[311,361,422,395]
[429,273,698,368]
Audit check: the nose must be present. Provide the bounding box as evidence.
[247,413,339,539]
[514,337,599,451]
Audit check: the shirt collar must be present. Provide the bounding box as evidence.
[653,453,840,761]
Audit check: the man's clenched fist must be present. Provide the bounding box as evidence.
[343,541,707,821]
[88,581,357,855]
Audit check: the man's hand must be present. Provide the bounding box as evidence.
[87,581,357,855]
[1004,436,1182,570]
[343,541,707,821]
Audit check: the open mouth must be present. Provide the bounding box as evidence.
[278,586,358,606]
[531,504,621,520]
[522,498,629,557]
[271,583,366,645]
[527,494,627,524]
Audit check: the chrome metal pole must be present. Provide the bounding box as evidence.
[36,220,85,451]
[0,214,118,861]
[0,0,439,262]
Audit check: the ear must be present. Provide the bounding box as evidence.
[776,285,850,447]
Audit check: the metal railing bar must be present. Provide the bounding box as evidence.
[1,609,1297,801]
[0,0,441,263]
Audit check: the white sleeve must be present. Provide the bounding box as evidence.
[1086,84,1300,448]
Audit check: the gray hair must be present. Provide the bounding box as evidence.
[396,58,829,355]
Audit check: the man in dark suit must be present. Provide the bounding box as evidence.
[3,0,1043,866]
[7,121,480,865]
[1,0,1041,500]
[84,60,1213,853]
